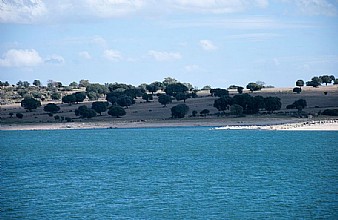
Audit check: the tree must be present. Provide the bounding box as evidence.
[246,82,262,92]
[202,85,212,90]
[264,97,281,113]
[21,98,41,111]
[192,110,198,117]
[306,77,321,87]
[287,99,307,113]
[163,77,178,86]
[75,105,96,118]
[9,112,14,118]
[334,79,338,85]
[237,86,244,94]
[33,79,41,87]
[171,104,189,118]
[43,103,60,114]
[51,92,61,100]
[86,83,108,97]
[293,87,302,94]
[210,88,229,97]
[116,95,133,108]
[16,113,23,119]
[165,83,188,97]
[79,79,90,87]
[296,79,304,87]
[158,94,172,107]
[69,81,78,88]
[175,92,189,103]
[92,101,108,115]
[200,109,210,117]
[108,106,126,118]
[320,75,332,86]
[230,104,244,116]
[16,80,24,87]
[146,84,159,94]
[74,92,86,103]
[142,93,153,102]
[213,96,233,113]
[62,94,76,105]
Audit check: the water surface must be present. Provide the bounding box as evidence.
[1,127,337,219]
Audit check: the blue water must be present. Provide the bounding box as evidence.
[1,127,337,219]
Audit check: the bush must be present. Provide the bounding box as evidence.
[322,109,338,116]
[293,87,301,94]
[108,106,126,118]
[171,104,189,118]
[16,113,23,119]
[44,103,60,113]
[192,110,198,117]
[200,109,210,117]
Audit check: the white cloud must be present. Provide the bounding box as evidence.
[226,33,281,41]
[295,0,337,16]
[79,51,92,59]
[0,0,47,23]
[0,49,43,67]
[91,36,108,47]
[104,49,123,61]
[199,40,217,51]
[148,50,182,61]
[185,64,201,72]
[85,0,146,17]
[45,55,65,64]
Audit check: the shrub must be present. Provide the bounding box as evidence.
[108,106,126,118]
[16,113,23,119]
[293,87,301,94]
[200,109,210,117]
[322,109,338,116]
[171,104,189,118]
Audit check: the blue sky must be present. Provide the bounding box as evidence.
[0,0,337,88]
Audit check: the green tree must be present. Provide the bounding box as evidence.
[86,83,108,96]
[142,93,153,102]
[192,110,198,117]
[108,106,126,118]
[79,79,90,87]
[171,104,189,118]
[43,103,60,114]
[296,79,304,87]
[320,75,332,86]
[175,92,189,103]
[16,113,23,119]
[21,98,41,112]
[230,104,244,116]
[287,99,307,113]
[210,88,229,97]
[33,79,41,87]
[293,87,302,94]
[146,83,159,94]
[69,81,78,88]
[246,82,262,92]
[116,95,133,108]
[163,77,178,86]
[306,77,321,87]
[237,86,244,94]
[17,80,24,87]
[164,83,188,97]
[74,92,86,103]
[158,94,172,107]
[92,101,109,115]
[200,109,210,117]
[213,96,233,113]
[22,81,30,88]
[51,92,61,100]
[264,97,281,113]
[334,79,338,85]
[75,105,97,118]
[62,94,76,105]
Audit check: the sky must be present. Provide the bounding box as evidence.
[0,0,338,88]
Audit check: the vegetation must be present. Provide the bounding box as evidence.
[158,94,172,107]
[322,109,338,116]
[62,94,76,105]
[16,113,23,119]
[200,109,210,117]
[21,98,41,111]
[246,82,262,92]
[108,106,126,118]
[293,87,301,94]
[171,104,189,118]
[296,79,304,87]
[75,105,97,118]
[287,99,307,113]
[230,104,244,116]
[92,101,109,115]
[43,103,60,114]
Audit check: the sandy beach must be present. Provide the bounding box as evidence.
[1,118,338,131]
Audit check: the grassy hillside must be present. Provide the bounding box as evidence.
[1,85,337,125]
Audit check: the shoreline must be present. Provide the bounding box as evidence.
[1,118,338,131]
